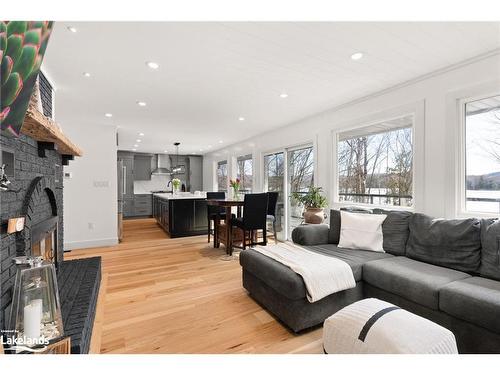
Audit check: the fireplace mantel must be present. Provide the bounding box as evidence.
[20,105,83,157]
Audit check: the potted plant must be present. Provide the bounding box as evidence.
[171,178,181,194]
[229,178,241,200]
[291,186,328,224]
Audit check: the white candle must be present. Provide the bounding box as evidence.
[24,301,42,340]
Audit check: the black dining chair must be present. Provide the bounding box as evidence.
[266,192,279,244]
[232,193,268,250]
[206,191,226,244]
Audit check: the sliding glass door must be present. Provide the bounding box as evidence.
[264,144,314,240]
[287,146,314,235]
[264,152,285,240]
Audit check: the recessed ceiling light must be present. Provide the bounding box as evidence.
[134,144,139,148]
[136,139,141,142]
[136,101,147,107]
[138,132,144,136]
[199,149,204,152]
[146,61,159,70]
[351,52,364,61]
[82,72,91,77]
[164,150,168,153]
[238,117,245,121]
[67,26,77,33]
[132,148,137,151]
[207,145,212,148]
[104,113,113,118]
[219,140,223,144]
[279,93,289,98]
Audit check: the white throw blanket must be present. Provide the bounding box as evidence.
[252,242,356,303]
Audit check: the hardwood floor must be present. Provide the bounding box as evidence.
[65,218,323,354]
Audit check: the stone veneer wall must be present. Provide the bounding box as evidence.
[0,133,63,331]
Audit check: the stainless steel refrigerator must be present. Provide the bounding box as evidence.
[117,159,124,242]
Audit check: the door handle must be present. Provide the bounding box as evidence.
[123,166,126,195]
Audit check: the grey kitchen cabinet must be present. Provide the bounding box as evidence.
[134,154,152,181]
[188,156,203,192]
[123,198,134,217]
[133,194,152,216]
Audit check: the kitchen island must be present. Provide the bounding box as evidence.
[153,193,208,238]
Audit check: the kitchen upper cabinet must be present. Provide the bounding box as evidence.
[134,154,152,181]
[188,156,203,192]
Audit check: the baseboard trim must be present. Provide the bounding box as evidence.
[64,237,118,251]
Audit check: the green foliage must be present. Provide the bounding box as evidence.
[1,21,53,136]
[291,186,328,209]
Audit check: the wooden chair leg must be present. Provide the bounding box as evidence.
[207,219,211,243]
[242,229,246,250]
[263,228,267,246]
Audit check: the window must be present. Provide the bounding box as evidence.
[288,146,314,233]
[337,115,414,207]
[217,160,228,192]
[236,155,253,193]
[264,152,285,239]
[464,94,500,214]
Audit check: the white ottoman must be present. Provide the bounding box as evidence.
[323,298,458,354]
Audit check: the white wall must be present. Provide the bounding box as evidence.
[203,52,500,219]
[63,123,118,250]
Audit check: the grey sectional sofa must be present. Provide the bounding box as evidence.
[239,209,500,353]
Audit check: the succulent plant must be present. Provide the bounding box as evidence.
[1,21,54,136]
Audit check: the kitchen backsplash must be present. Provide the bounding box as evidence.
[134,175,186,193]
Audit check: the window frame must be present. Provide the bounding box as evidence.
[331,101,425,212]
[458,92,500,217]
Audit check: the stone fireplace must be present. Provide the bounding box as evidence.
[1,119,100,354]
[1,134,64,331]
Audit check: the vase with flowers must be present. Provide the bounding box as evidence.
[171,178,181,195]
[229,178,241,200]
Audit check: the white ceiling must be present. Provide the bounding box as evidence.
[42,22,500,154]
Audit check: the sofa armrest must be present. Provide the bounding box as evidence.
[291,224,330,246]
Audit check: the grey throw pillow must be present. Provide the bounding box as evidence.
[479,219,500,281]
[406,213,481,273]
[373,209,412,256]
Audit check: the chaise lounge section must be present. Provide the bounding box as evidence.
[239,209,500,353]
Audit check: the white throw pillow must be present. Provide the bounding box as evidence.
[338,211,387,252]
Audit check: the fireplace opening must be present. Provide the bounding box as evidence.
[30,216,58,264]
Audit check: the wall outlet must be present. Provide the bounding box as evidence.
[88,222,95,230]
[93,180,109,188]
[64,172,72,179]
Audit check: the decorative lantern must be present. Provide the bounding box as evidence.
[7,256,64,349]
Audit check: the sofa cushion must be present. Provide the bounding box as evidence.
[406,213,481,273]
[306,244,393,281]
[328,207,372,244]
[291,224,329,246]
[479,219,500,281]
[373,209,413,256]
[440,277,500,335]
[363,257,470,310]
[338,211,387,252]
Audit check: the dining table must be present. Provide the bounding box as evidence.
[206,198,244,257]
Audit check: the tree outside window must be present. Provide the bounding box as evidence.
[337,116,414,207]
[217,160,228,192]
[236,155,253,193]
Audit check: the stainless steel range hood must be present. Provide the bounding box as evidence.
[151,154,172,175]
